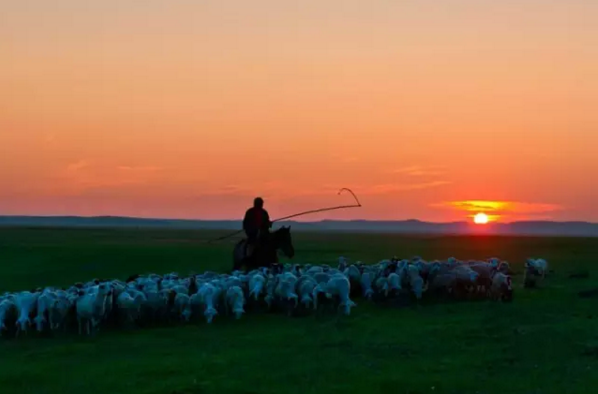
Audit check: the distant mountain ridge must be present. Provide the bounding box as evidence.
[1,216,597,237]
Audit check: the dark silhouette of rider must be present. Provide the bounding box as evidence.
[243,197,272,255]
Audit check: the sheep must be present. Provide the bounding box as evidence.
[497,261,510,275]
[264,275,278,309]
[274,273,299,313]
[324,275,356,316]
[297,277,318,309]
[469,263,495,296]
[226,286,246,319]
[429,273,457,298]
[306,266,324,276]
[374,276,390,298]
[338,256,348,271]
[197,283,219,324]
[34,291,56,333]
[171,285,189,295]
[452,266,479,298]
[406,265,424,300]
[491,273,513,302]
[15,291,39,336]
[0,299,16,335]
[75,284,112,335]
[523,259,548,289]
[313,272,331,286]
[360,271,375,300]
[527,258,548,278]
[386,273,402,297]
[2,254,522,340]
[116,292,143,326]
[248,274,266,302]
[48,297,71,332]
[174,293,192,322]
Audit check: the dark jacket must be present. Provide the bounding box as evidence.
[243,207,271,237]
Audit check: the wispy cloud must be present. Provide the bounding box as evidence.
[365,180,451,195]
[66,160,90,172]
[391,165,446,177]
[433,200,564,221]
[117,166,163,172]
[443,200,562,214]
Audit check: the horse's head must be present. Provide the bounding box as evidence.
[274,226,295,259]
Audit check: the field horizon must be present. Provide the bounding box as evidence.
[2,215,598,237]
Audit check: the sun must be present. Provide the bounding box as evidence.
[473,212,489,224]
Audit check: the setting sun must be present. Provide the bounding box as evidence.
[473,213,489,225]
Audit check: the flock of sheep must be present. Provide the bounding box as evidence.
[0,257,548,338]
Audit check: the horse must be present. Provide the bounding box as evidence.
[233,226,295,272]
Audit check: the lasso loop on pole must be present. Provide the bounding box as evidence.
[208,188,362,243]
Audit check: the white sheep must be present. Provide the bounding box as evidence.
[407,265,424,300]
[386,273,402,297]
[117,292,141,325]
[528,258,548,278]
[48,297,71,332]
[360,271,375,300]
[264,275,278,309]
[75,284,111,335]
[226,286,246,319]
[324,275,356,316]
[0,299,16,334]
[248,274,266,302]
[173,293,192,322]
[491,273,513,301]
[274,273,299,309]
[34,291,56,332]
[15,291,39,336]
[197,283,219,324]
[297,277,318,309]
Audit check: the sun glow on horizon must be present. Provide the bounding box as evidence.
[473,213,489,225]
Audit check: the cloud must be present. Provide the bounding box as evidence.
[443,200,562,214]
[66,160,90,172]
[391,165,446,177]
[117,166,163,172]
[433,200,564,221]
[365,181,451,195]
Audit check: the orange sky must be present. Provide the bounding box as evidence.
[1,1,597,222]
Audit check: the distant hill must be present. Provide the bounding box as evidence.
[0,216,597,237]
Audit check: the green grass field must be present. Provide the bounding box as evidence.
[1,227,598,394]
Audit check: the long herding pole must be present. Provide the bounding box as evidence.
[208,188,362,243]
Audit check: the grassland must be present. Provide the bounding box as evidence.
[1,227,598,394]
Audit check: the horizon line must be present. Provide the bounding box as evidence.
[0,214,596,226]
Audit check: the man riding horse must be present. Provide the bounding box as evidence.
[243,197,272,258]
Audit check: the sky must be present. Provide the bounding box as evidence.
[1,1,597,222]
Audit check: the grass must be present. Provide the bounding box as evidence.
[1,227,598,394]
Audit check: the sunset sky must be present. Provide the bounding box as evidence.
[1,1,596,222]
